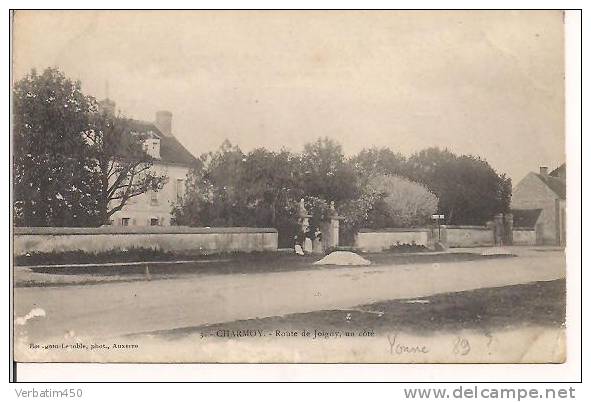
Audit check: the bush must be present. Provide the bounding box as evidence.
[387,242,429,253]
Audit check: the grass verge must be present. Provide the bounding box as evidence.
[148,279,565,339]
[15,251,515,287]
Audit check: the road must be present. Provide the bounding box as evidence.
[14,248,566,345]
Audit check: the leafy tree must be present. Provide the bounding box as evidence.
[13,67,168,227]
[365,175,438,228]
[172,142,303,245]
[405,147,511,225]
[241,148,302,226]
[300,137,359,202]
[350,147,407,183]
[338,189,381,245]
[302,195,331,233]
[169,158,208,227]
[339,175,438,243]
[201,140,251,226]
[172,139,510,245]
[85,112,168,225]
[13,68,100,226]
[172,140,249,227]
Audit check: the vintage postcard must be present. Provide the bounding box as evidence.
[11,10,569,365]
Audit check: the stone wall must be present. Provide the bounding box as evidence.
[441,225,495,247]
[354,222,544,250]
[354,228,432,252]
[512,228,537,246]
[355,226,495,250]
[13,226,278,256]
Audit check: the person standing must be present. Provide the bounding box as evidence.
[312,227,324,254]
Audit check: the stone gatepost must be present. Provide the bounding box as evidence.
[486,220,496,244]
[297,198,311,232]
[494,213,504,246]
[320,201,343,252]
[296,198,313,254]
[503,213,514,246]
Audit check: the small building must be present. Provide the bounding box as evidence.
[511,164,566,245]
[100,100,198,226]
[510,208,542,245]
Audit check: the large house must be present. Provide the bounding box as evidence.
[511,164,566,245]
[100,99,198,226]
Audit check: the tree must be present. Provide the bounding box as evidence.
[171,138,510,245]
[171,140,249,227]
[366,175,438,228]
[173,137,361,233]
[350,147,407,183]
[13,68,100,226]
[169,157,208,227]
[85,112,168,225]
[296,138,362,245]
[300,137,359,203]
[199,140,251,226]
[405,147,511,225]
[241,148,302,226]
[338,174,438,243]
[171,142,304,245]
[13,67,168,227]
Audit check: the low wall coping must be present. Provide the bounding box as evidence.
[358,228,431,233]
[14,226,278,236]
[440,225,489,230]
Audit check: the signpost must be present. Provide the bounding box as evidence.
[431,214,445,241]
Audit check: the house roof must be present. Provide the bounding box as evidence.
[535,173,566,199]
[160,136,199,166]
[128,119,162,137]
[550,163,566,179]
[511,208,542,228]
[127,119,198,167]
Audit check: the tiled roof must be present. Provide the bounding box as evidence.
[128,119,161,136]
[160,136,199,166]
[550,163,566,179]
[535,173,566,200]
[511,208,542,228]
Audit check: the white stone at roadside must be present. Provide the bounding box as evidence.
[313,251,371,266]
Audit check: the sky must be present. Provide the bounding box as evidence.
[12,10,565,182]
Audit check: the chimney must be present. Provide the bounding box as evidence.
[539,166,549,176]
[155,110,173,137]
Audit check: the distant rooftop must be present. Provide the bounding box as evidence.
[535,163,566,200]
[128,119,198,167]
[549,163,566,179]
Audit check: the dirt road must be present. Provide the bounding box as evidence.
[14,249,565,344]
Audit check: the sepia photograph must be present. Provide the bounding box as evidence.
[10,10,571,366]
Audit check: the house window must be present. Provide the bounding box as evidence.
[150,218,159,226]
[150,190,159,205]
[176,178,184,200]
[121,217,130,226]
